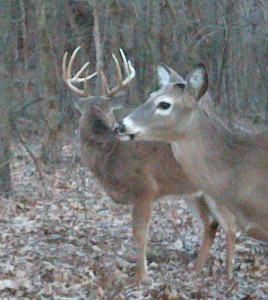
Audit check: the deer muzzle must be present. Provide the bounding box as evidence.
[114,121,126,134]
[114,121,136,141]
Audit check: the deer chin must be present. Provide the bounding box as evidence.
[114,122,141,141]
[117,132,139,141]
[117,134,131,141]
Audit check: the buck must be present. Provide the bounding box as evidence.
[63,48,236,280]
[116,63,268,244]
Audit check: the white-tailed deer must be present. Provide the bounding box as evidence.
[63,48,236,280]
[116,63,268,245]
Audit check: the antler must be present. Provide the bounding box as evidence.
[63,47,135,98]
[62,46,97,97]
[101,48,136,97]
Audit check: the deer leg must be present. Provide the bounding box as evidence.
[195,209,219,274]
[195,220,219,274]
[185,194,219,275]
[203,196,236,280]
[132,199,152,280]
[218,207,236,280]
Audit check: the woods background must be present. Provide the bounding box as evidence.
[0,1,268,298]
[0,0,268,196]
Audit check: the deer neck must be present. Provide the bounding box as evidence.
[79,129,118,177]
[174,108,268,242]
[171,108,235,198]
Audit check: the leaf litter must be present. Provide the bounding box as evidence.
[0,138,267,299]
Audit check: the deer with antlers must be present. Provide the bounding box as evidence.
[62,48,236,280]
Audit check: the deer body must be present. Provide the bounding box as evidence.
[79,100,235,279]
[63,48,236,280]
[172,104,268,241]
[79,103,195,204]
[116,64,268,243]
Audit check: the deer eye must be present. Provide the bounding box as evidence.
[157,102,171,110]
[174,83,186,90]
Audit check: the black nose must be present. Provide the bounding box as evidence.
[114,121,126,134]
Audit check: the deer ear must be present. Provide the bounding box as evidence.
[186,63,208,101]
[91,104,112,132]
[157,65,171,86]
[91,104,107,119]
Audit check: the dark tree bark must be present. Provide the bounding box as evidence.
[36,1,63,164]
[90,0,104,94]
[0,1,13,195]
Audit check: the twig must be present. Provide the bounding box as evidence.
[15,97,44,114]
[11,118,52,199]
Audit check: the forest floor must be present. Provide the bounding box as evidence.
[0,136,267,300]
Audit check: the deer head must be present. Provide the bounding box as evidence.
[115,64,208,142]
[62,46,136,131]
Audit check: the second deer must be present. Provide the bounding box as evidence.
[63,47,236,280]
[116,63,268,244]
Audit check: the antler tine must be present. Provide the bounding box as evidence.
[73,61,90,82]
[125,60,135,83]
[67,46,81,81]
[62,46,97,97]
[104,49,136,97]
[112,53,123,84]
[120,49,136,83]
[120,48,130,75]
[62,51,68,82]
[71,62,97,83]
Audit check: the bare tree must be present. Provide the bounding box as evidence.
[36,1,63,164]
[0,1,14,196]
[90,0,104,94]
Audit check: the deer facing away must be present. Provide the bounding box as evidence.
[116,63,268,244]
[63,48,236,280]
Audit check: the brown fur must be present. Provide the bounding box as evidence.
[79,98,236,280]
[117,63,268,246]
[176,101,268,242]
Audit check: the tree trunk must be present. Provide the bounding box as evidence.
[36,1,62,164]
[0,138,11,196]
[90,0,104,94]
[0,1,13,196]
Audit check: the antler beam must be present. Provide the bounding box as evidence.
[62,46,97,97]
